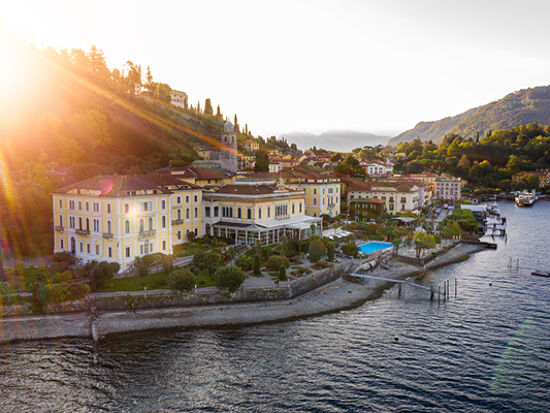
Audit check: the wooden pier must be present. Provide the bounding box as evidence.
[349,273,457,302]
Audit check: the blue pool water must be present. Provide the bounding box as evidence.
[358,241,393,255]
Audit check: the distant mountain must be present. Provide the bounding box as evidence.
[389,85,550,145]
[281,130,391,152]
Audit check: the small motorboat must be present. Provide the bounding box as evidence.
[531,270,550,277]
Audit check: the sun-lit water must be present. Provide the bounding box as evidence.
[1,201,549,412]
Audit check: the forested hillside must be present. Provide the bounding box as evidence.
[393,122,550,192]
[0,39,237,257]
[390,86,550,145]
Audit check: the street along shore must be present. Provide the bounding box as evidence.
[0,243,487,344]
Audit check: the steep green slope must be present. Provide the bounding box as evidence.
[0,43,225,257]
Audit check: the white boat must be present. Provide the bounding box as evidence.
[515,191,537,207]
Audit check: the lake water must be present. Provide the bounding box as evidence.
[1,201,549,412]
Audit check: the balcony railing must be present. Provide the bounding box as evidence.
[139,229,156,238]
[54,225,64,232]
[171,219,184,225]
[75,228,90,235]
[275,214,290,220]
[102,232,114,239]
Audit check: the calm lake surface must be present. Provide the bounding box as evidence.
[1,201,549,412]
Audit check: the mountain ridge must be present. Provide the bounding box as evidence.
[281,130,390,151]
[389,85,550,145]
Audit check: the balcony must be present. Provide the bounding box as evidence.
[102,232,114,239]
[139,229,156,238]
[54,225,64,232]
[172,219,184,225]
[75,228,90,235]
[275,214,290,221]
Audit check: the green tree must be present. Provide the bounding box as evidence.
[308,239,326,263]
[204,98,213,115]
[254,150,269,172]
[145,65,153,91]
[278,265,287,281]
[85,261,120,292]
[214,265,246,293]
[341,242,359,257]
[457,154,471,170]
[520,173,540,190]
[253,253,261,275]
[413,231,436,258]
[168,268,196,292]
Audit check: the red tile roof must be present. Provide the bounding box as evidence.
[54,174,200,197]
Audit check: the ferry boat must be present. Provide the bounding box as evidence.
[515,191,537,207]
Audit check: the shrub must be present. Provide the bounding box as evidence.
[187,231,196,242]
[50,270,73,284]
[30,281,50,313]
[278,265,287,281]
[214,265,246,293]
[168,268,196,292]
[53,252,76,264]
[308,239,326,263]
[283,238,300,258]
[341,242,359,257]
[139,265,149,277]
[205,251,223,275]
[253,254,261,275]
[236,255,253,271]
[266,255,290,271]
[85,261,120,292]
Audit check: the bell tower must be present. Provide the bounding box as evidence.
[220,121,238,173]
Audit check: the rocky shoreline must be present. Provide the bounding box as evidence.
[0,242,488,344]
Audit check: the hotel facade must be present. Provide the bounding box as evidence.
[52,174,202,271]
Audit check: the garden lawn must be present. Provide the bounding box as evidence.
[98,269,217,292]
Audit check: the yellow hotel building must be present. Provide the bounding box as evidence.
[52,174,202,271]
[279,167,341,218]
[202,177,321,245]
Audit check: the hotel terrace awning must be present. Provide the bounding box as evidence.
[255,214,321,229]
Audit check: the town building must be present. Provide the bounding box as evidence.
[402,172,462,202]
[52,174,202,271]
[243,139,260,153]
[169,90,188,109]
[512,169,550,188]
[279,166,341,217]
[347,181,422,215]
[158,163,234,188]
[202,177,321,245]
[360,160,394,176]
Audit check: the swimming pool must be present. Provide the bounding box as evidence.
[358,241,393,255]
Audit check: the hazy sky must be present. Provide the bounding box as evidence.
[2,0,550,137]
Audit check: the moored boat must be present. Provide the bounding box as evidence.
[515,191,537,207]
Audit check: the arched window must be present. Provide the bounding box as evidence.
[177,209,181,220]
[238,208,242,219]
[125,220,130,234]
[194,207,198,218]
[107,220,112,234]
[247,208,252,220]
[148,217,153,230]
[162,216,166,228]
[86,218,90,231]
[59,214,63,227]
[258,208,262,219]
[79,217,83,230]
[186,208,190,219]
